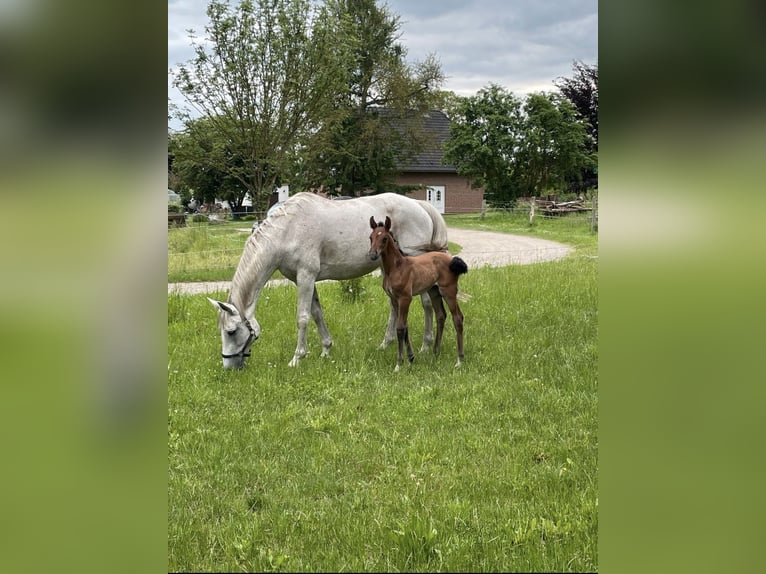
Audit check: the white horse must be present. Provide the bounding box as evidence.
[208,192,449,369]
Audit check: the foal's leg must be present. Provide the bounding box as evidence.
[380,292,434,352]
[441,285,465,367]
[289,272,318,367]
[419,292,435,353]
[379,297,398,350]
[310,286,333,358]
[394,295,415,372]
[427,285,446,355]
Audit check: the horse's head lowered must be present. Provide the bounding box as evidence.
[207,298,260,369]
[368,215,393,262]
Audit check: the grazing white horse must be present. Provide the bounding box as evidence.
[208,192,448,369]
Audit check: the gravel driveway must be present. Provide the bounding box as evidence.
[168,227,572,295]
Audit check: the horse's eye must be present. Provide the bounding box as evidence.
[226,328,237,336]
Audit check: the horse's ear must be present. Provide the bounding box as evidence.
[384,216,391,231]
[207,297,238,316]
[369,216,377,229]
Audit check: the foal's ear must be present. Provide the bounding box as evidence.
[207,297,238,316]
[369,216,377,229]
[384,216,391,231]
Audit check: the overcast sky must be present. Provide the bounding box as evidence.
[168,0,597,128]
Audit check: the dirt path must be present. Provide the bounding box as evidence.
[168,227,572,295]
[446,227,572,268]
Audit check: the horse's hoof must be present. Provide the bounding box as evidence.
[394,364,400,373]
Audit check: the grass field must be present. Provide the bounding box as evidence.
[168,212,597,572]
[167,208,595,283]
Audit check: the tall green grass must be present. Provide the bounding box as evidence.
[168,212,594,283]
[168,224,251,283]
[168,247,597,571]
[444,210,598,254]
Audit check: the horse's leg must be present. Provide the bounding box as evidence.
[427,285,446,355]
[289,273,317,367]
[379,297,397,350]
[310,286,333,358]
[395,295,414,372]
[419,292,435,353]
[441,284,465,367]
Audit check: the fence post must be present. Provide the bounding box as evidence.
[480,199,486,219]
[590,191,597,233]
[529,197,536,225]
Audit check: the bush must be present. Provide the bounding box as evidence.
[338,277,365,302]
[168,203,184,213]
[190,214,208,223]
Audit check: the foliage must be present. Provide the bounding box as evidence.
[444,84,595,205]
[554,60,598,192]
[171,0,350,209]
[168,118,249,207]
[555,61,598,150]
[515,92,595,198]
[442,84,525,203]
[296,0,444,195]
[167,244,597,572]
[338,277,366,302]
[432,90,466,119]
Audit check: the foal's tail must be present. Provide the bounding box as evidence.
[449,256,468,277]
[417,200,449,252]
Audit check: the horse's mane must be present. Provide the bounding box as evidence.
[227,200,302,312]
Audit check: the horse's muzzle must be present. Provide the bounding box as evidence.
[368,251,379,261]
[222,357,246,370]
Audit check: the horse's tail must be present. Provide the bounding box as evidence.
[417,200,449,252]
[449,256,468,277]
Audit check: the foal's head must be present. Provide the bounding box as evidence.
[368,215,395,262]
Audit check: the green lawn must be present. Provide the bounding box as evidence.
[168,210,593,283]
[168,212,597,572]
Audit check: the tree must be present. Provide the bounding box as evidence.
[515,92,595,197]
[554,60,598,190]
[171,0,348,211]
[443,85,594,204]
[300,0,444,195]
[168,119,246,208]
[432,90,466,120]
[442,84,525,204]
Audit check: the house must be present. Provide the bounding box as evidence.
[391,110,484,215]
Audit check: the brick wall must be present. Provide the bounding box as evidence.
[395,172,484,214]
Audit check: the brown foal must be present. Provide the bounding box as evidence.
[368,215,468,371]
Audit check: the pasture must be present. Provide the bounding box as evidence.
[168,212,597,572]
